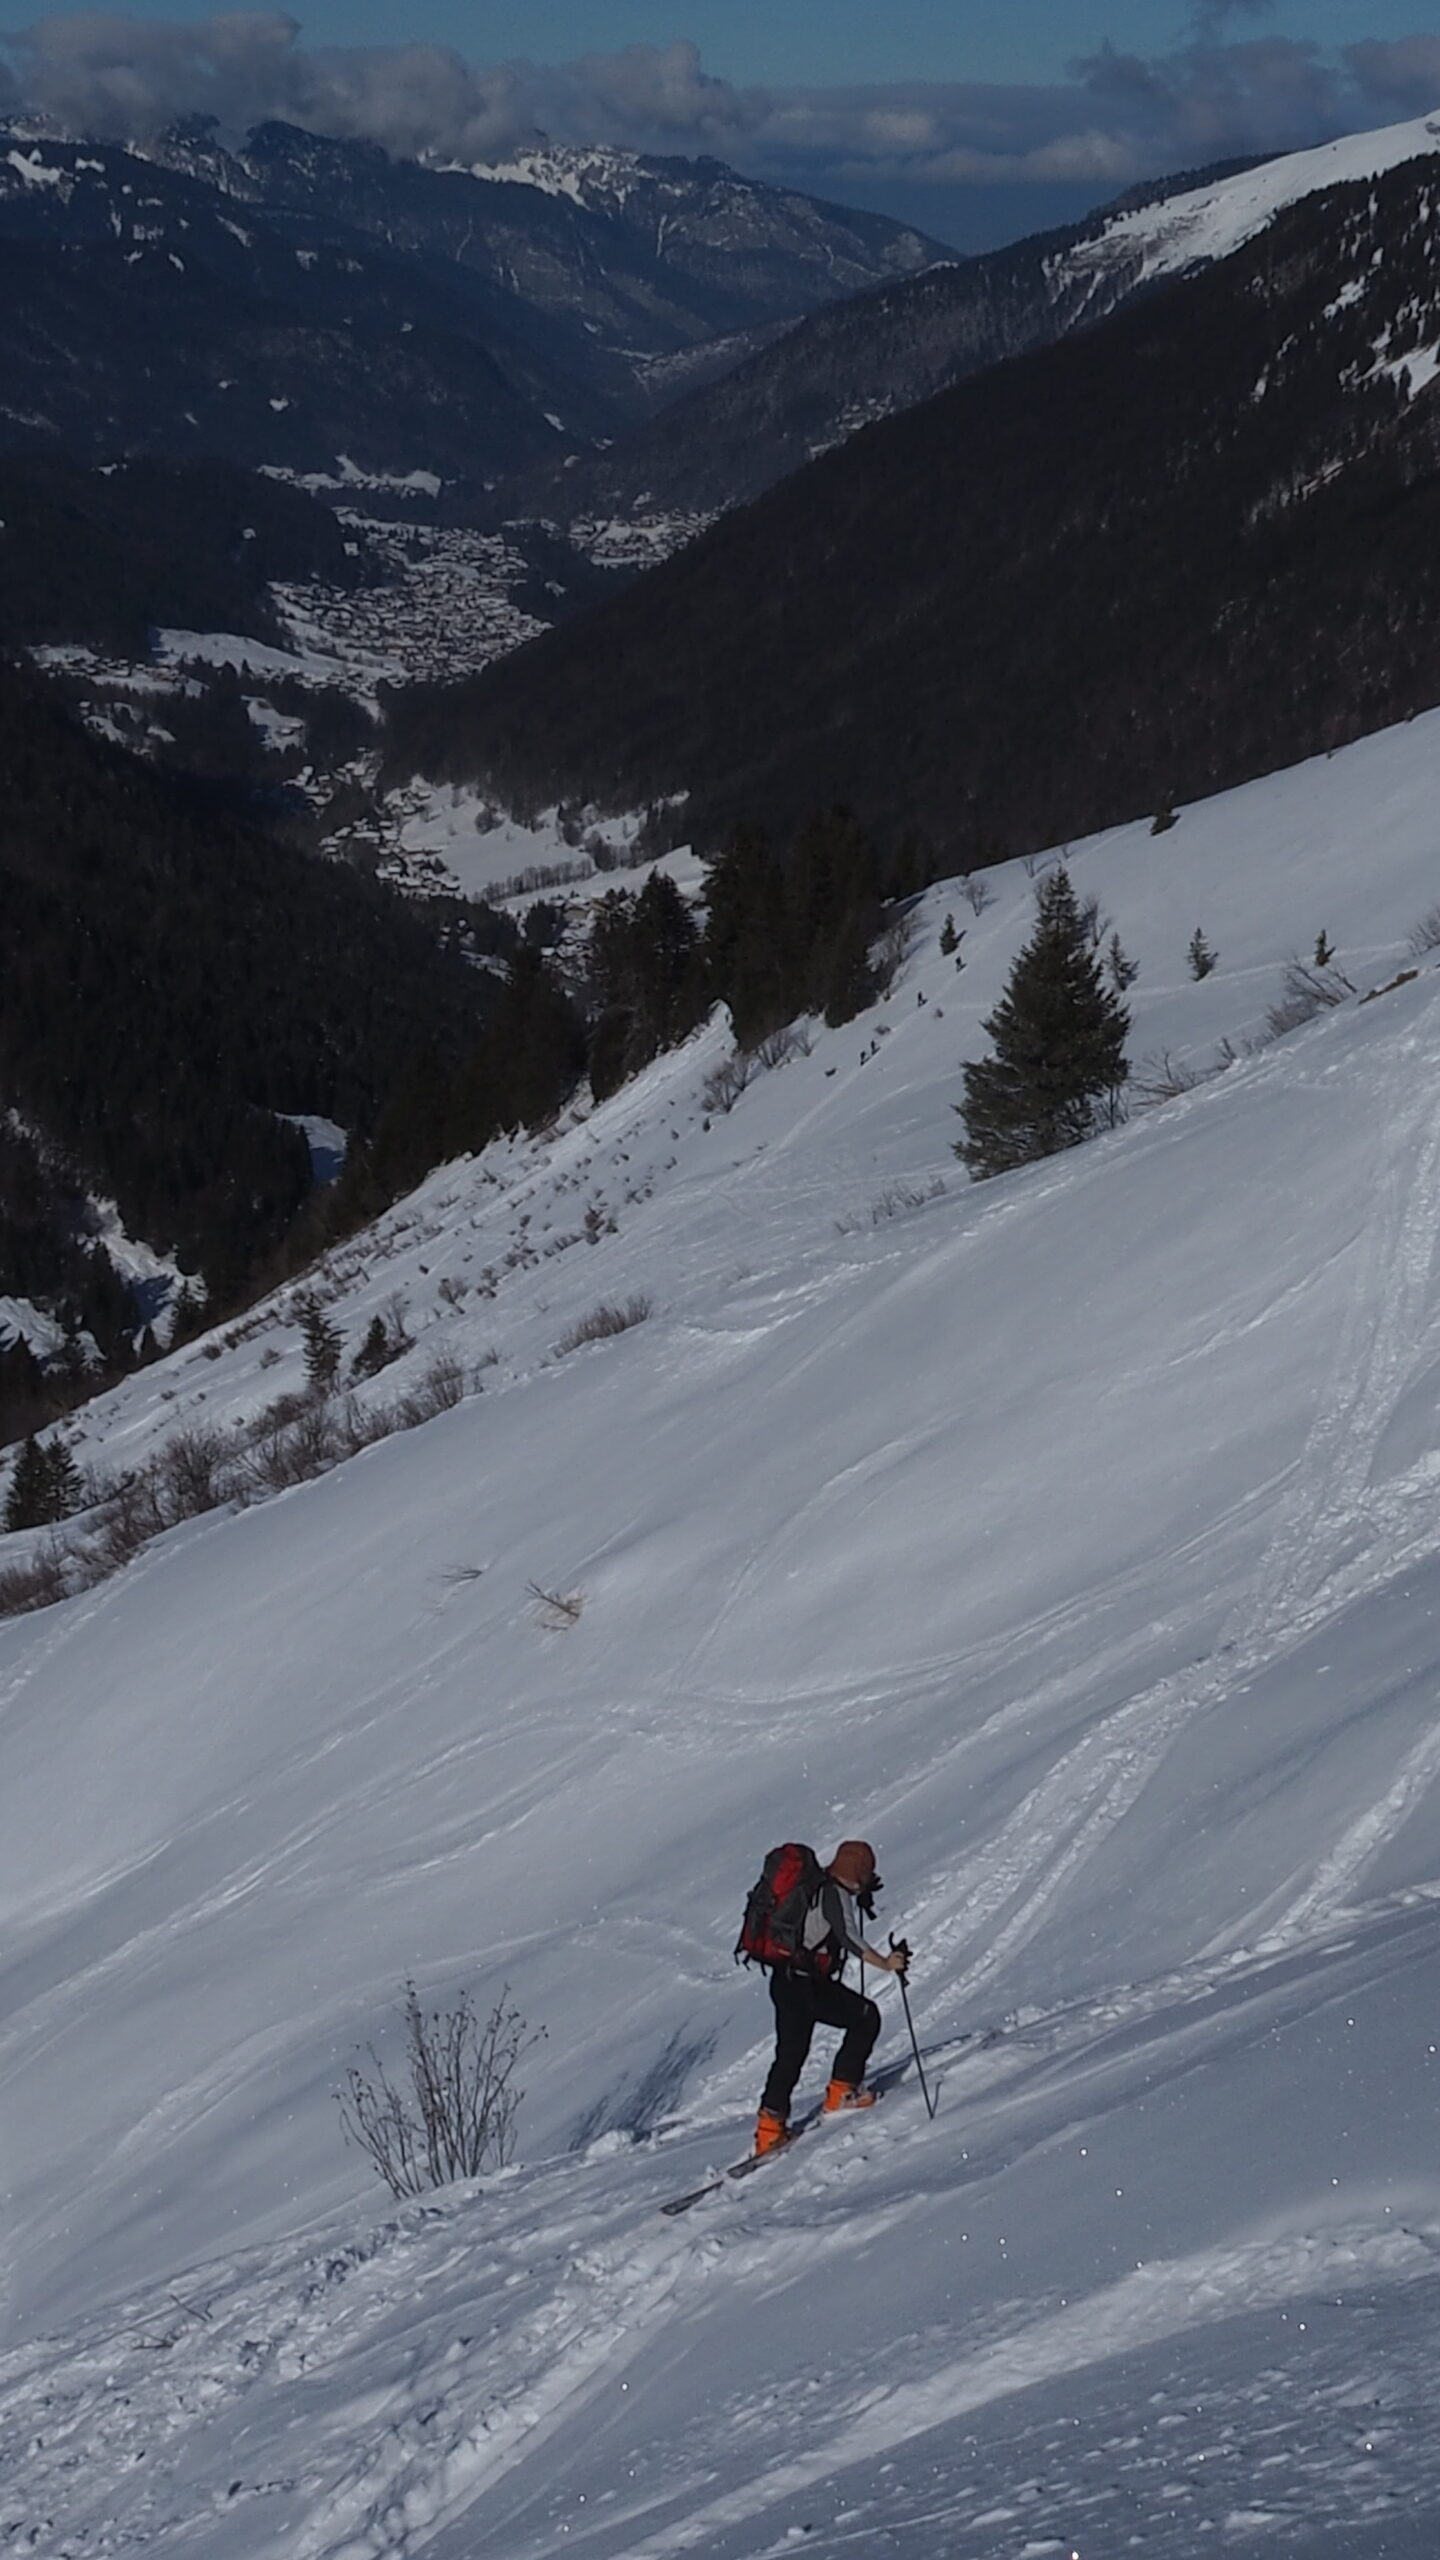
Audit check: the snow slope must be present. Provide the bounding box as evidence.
[1068,106,1440,292]
[9,715,1440,2550]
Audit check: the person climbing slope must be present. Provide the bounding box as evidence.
[736,1837,910,2155]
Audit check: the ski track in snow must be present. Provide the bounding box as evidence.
[21,719,1440,2549]
[910,1068,1440,2009]
[606,2223,1437,2559]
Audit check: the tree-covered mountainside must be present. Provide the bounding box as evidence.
[387,155,1440,867]
[0,662,497,1318]
[0,457,367,656]
[501,159,1264,531]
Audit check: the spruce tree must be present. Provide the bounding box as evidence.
[4,1431,82,1530]
[1106,930,1139,992]
[700,824,793,1047]
[630,870,705,1055]
[955,866,1129,1180]
[350,1314,391,1381]
[299,1294,343,1395]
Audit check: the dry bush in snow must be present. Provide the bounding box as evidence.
[871,1177,945,1223]
[554,1297,651,1356]
[337,1981,543,2197]
[1265,955,1355,1039]
[397,1349,468,1422]
[701,1049,756,1115]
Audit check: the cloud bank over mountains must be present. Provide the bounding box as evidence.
[1,11,1436,207]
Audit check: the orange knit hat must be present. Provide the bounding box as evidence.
[829,1839,878,1891]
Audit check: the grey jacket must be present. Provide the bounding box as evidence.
[800,1879,886,1975]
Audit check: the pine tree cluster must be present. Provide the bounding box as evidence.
[4,1432,83,1533]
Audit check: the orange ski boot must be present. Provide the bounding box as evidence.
[754,2108,792,2156]
[823,2078,877,2113]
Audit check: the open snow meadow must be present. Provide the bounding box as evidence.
[12,712,1440,2553]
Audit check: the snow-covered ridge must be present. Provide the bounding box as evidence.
[449,141,644,208]
[1066,104,1440,292]
[15,712,1440,2546]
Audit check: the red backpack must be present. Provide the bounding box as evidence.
[735,1842,826,1969]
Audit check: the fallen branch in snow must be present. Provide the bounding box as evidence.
[527,1578,584,1629]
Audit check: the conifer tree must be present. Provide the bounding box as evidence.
[1187,927,1217,980]
[4,1430,82,1531]
[350,1314,391,1381]
[631,870,705,1055]
[299,1294,343,1395]
[955,866,1130,1180]
[1106,930,1139,992]
[700,824,793,1047]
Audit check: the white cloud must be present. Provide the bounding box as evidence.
[0,13,1434,201]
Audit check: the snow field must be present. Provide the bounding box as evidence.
[10,711,1440,2548]
[1071,106,1440,291]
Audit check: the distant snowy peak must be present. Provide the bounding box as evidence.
[454,141,644,211]
[1065,107,1440,294]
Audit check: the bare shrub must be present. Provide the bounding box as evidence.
[701,1049,755,1115]
[554,1296,651,1356]
[1265,955,1355,1039]
[871,1177,945,1223]
[961,872,995,916]
[154,1424,239,1524]
[1132,1051,1204,1106]
[0,1539,74,1616]
[755,1022,811,1072]
[87,1466,164,1572]
[528,1579,585,1629]
[337,1981,543,2198]
[242,1396,341,1495]
[255,1388,312,1433]
[1407,904,1440,956]
[331,1392,399,1459]
[397,1349,468,1424]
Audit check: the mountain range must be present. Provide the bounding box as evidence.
[7,104,1440,1383]
[0,119,943,494]
[389,130,1440,864]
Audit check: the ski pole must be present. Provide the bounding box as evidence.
[891,1934,936,2119]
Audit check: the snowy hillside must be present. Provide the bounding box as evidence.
[10,713,1440,2551]
[1068,106,1440,293]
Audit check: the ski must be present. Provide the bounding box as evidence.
[657,2020,1008,2218]
[660,2111,820,2216]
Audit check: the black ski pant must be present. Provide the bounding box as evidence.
[760,1966,881,2120]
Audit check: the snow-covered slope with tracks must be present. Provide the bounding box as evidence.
[1068,105,1440,292]
[9,714,1440,2552]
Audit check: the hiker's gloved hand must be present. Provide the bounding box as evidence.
[886,1938,911,1978]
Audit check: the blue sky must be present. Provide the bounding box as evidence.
[352,2,1410,88]
[3,3,1437,247]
